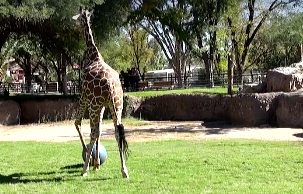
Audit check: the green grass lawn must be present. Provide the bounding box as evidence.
[1,140,303,193]
[125,87,239,98]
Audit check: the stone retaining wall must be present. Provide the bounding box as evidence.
[1,92,303,128]
[137,94,230,121]
[229,93,280,126]
[20,99,79,123]
[276,93,303,128]
[0,100,20,125]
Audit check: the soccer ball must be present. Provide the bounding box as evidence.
[82,143,107,165]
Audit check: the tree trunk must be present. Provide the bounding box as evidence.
[236,64,244,87]
[202,51,214,87]
[25,74,32,93]
[208,31,216,88]
[0,32,9,54]
[285,47,290,66]
[56,54,68,94]
[208,57,214,88]
[296,44,303,62]
[57,70,61,92]
[62,68,68,94]
[228,54,234,95]
[61,55,68,95]
[202,51,209,85]
[24,62,32,93]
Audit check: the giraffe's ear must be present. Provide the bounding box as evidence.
[72,14,80,20]
[88,10,93,17]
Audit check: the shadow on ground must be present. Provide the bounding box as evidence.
[78,121,256,138]
[293,133,303,139]
[0,163,111,184]
[0,172,65,184]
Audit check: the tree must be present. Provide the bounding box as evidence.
[147,38,168,71]
[126,25,154,77]
[0,0,111,94]
[100,33,133,71]
[129,0,192,87]
[227,0,302,86]
[247,12,303,70]
[0,35,21,82]
[187,0,231,87]
[92,0,132,41]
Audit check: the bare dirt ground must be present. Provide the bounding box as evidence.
[1,121,303,142]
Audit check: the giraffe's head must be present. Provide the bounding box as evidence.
[72,7,93,24]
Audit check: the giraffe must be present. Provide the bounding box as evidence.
[72,8,129,178]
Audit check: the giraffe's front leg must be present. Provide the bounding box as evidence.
[82,140,95,177]
[94,139,101,171]
[75,121,87,152]
[94,106,105,171]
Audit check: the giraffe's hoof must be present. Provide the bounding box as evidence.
[94,165,100,171]
[82,172,88,177]
[122,173,129,179]
[121,169,129,179]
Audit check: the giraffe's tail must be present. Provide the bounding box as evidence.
[117,124,130,160]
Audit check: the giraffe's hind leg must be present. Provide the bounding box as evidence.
[115,124,129,179]
[109,104,129,179]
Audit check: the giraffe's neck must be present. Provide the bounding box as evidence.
[83,20,102,63]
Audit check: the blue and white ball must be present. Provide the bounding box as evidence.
[82,143,107,165]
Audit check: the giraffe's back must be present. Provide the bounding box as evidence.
[81,61,123,107]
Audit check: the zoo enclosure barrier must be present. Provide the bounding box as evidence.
[0,70,267,94]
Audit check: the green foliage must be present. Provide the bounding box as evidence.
[226,0,302,73]
[268,13,303,48]
[147,38,168,70]
[100,33,133,71]
[0,140,303,193]
[248,12,303,69]
[92,0,131,41]
[126,26,154,73]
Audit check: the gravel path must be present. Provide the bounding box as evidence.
[1,121,303,142]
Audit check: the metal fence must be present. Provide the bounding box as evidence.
[0,71,267,95]
[140,71,266,87]
[0,82,81,95]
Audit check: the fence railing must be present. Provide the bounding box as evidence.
[0,71,267,95]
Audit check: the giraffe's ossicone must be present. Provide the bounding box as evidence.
[73,7,129,178]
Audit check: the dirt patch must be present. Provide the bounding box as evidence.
[1,121,303,142]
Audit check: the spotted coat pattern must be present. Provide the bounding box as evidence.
[73,8,129,178]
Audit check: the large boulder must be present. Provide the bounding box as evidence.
[0,100,20,125]
[229,93,280,126]
[240,82,267,93]
[99,95,144,119]
[266,66,303,92]
[139,94,230,121]
[123,95,143,118]
[276,92,303,128]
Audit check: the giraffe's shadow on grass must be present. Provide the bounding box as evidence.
[0,163,112,184]
[0,172,64,184]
